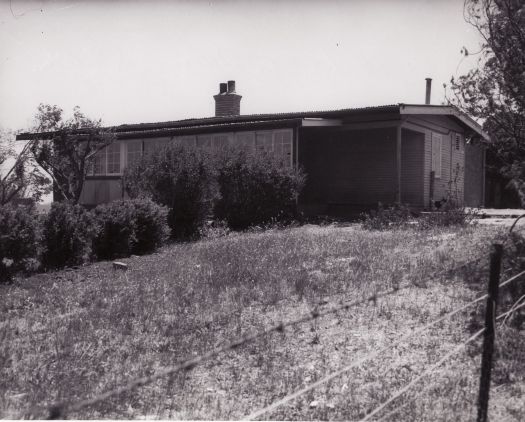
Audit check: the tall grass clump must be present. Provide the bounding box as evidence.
[123,144,216,239]
[0,204,40,282]
[214,148,305,230]
[41,202,98,269]
[94,198,169,259]
[361,203,413,231]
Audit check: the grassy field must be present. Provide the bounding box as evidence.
[1,223,524,420]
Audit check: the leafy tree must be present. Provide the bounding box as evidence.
[0,128,50,205]
[449,0,525,205]
[28,104,115,204]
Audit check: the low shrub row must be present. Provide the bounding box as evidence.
[1,146,305,282]
[0,198,168,282]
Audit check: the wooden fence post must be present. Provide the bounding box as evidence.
[476,243,503,422]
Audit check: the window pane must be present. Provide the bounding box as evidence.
[180,136,196,147]
[197,135,212,149]
[212,134,230,149]
[256,132,273,152]
[93,150,106,175]
[236,132,255,153]
[126,140,142,168]
[107,142,121,174]
[273,130,293,166]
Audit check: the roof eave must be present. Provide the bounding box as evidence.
[400,104,489,141]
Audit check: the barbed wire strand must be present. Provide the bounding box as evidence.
[39,256,489,418]
[177,255,486,337]
[244,268,525,420]
[360,327,486,421]
[364,301,525,422]
[38,284,410,419]
[35,260,521,419]
[374,387,423,422]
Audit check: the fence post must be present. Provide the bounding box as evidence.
[476,243,503,422]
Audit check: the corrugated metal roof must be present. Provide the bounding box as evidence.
[16,103,486,140]
[113,104,400,132]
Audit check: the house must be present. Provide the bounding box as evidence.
[18,79,488,216]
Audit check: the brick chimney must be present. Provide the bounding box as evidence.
[214,80,242,117]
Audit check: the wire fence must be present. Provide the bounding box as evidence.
[22,217,525,420]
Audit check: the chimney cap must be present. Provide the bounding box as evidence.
[219,83,227,94]
[227,80,236,93]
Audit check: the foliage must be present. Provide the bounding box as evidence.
[448,0,525,205]
[28,104,115,204]
[93,198,169,260]
[198,219,231,240]
[41,202,98,269]
[420,205,477,229]
[214,148,305,230]
[123,144,217,239]
[0,204,40,282]
[0,129,50,205]
[500,230,525,329]
[361,203,413,230]
[361,201,477,230]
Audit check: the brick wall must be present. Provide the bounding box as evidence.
[214,94,242,117]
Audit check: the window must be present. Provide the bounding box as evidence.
[236,132,255,153]
[126,140,142,168]
[256,131,273,152]
[212,134,231,149]
[273,130,293,166]
[143,138,169,155]
[179,136,197,147]
[88,142,121,176]
[197,135,212,149]
[455,134,461,151]
[431,132,442,178]
[106,142,121,174]
[92,150,106,175]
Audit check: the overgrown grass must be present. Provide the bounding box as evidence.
[1,223,523,420]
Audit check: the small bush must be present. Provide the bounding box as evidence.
[198,219,231,240]
[94,198,169,259]
[361,203,413,231]
[41,202,98,269]
[420,202,477,229]
[0,204,40,282]
[123,144,216,239]
[214,149,305,230]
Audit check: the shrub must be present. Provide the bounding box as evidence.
[123,144,216,239]
[41,202,98,269]
[420,208,476,228]
[94,198,169,259]
[0,204,40,282]
[214,149,305,230]
[361,203,413,231]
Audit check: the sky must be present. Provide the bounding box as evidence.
[0,0,483,132]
